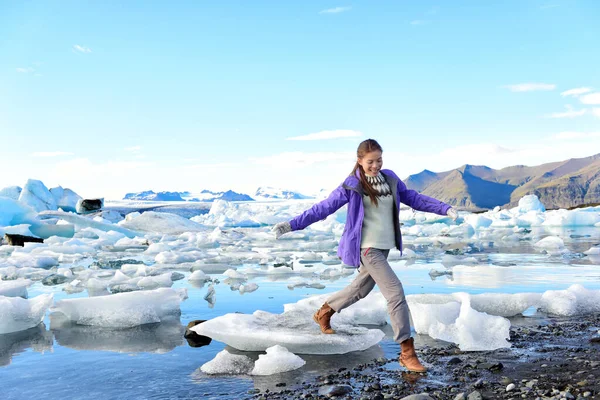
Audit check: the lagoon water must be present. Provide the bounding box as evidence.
[1,201,600,399]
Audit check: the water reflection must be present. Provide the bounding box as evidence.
[0,323,53,367]
[50,314,185,354]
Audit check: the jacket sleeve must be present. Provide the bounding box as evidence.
[397,179,451,216]
[289,185,349,231]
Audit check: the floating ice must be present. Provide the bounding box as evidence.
[0,186,22,200]
[250,345,305,375]
[284,292,388,326]
[188,270,209,281]
[39,210,141,238]
[193,307,385,354]
[120,211,207,234]
[49,186,82,212]
[0,197,37,227]
[516,195,546,213]
[200,349,254,375]
[584,246,600,255]
[239,283,258,294]
[51,288,188,328]
[426,293,511,351]
[223,269,247,280]
[534,236,565,250]
[539,284,600,316]
[18,179,57,212]
[0,279,31,298]
[0,294,53,334]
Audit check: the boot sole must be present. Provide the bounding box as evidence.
[313,314,335,334]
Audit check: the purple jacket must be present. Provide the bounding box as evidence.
[289,169,451,268]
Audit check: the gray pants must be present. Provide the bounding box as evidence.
[327,248,411,343]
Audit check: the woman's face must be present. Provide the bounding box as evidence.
[358,150,383,177]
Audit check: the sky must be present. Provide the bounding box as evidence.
[1,0,599,200]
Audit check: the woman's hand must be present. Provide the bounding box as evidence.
[272,221,292,239]
[447,208,458,222]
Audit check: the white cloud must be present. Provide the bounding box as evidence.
[579,92,600,105]
[503,83,556,92]
[31,151,74,157]
[287,129,362,141]
[16,67,34,73]
[552,131,600,140]
[124,146,142,152]
[319,6,351,14]
[250,151,354,168]
[73,45,92,53]
[439,144,515,158]
[540,4,560,9]
[410,20,426,25]
[545,105,587,119]
[592,109,600,119]
[561,87,592,97]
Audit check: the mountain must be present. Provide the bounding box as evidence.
[254,187,313,200]
[405,153,600,211]
[123,191,184,201]
[123,190,254,202]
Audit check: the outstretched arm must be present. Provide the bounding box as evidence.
[289,185,349,231]
[398,179,452,216]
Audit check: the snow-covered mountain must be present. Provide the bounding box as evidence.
[123,190,254,202]
[123,191,185,201]
[254,187,313,200]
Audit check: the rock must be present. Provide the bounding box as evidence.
[4,233,44,247]
[454,393,466,400]
[171,272,185,281]
[467,391,483,400]
[477,362,503,372]
[448,357,462,365]
[506,383,516,392]
[109,284,138,293]
[42,274,69,286]
[590,334,600,343]
[399,395,433,400]
[318,385,353,397]
[184,320,212,348]
[90,259,144,270]
[76,198,104,214]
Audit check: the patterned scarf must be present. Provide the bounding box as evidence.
[365,173,392,197]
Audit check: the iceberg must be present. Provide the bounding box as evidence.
[51,288,188,328]
[0,294,53,334]
[539,284,600,316]
[0,279,32,298]
[192,307,385,354]
[39,210,142,238]
[18,179,57,212]
[120,211,207,234]
[250,345,305,375]
[200,349,254,375]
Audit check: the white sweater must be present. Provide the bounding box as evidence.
[360,173,395,250]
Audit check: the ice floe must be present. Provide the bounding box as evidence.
[250,345,305,375]
[0,294,53,334]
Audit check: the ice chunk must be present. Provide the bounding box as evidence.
[0,279,32,298]
[188,270,209,281]
[239,283,258,294]
[193,307,385,354]
[51,288,187,328]
[200,349,254,375]
[49,186,82,212]
[464,214,493,229]
[584,246,600,256]
[284,292,388,326]
[426,293,511,351]
[39,210,142,238]
[223,269,247,280]
[539,284,600,316]
[18,179,57,212]
[515,195,545,213]
[0,186,22,200]
[0,197,37,226]
[120,211,206,234]
[543,209,600,226]
[0,294,53,334]
[534,236,565,250]
[250,345,305,375]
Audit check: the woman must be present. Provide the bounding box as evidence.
[273,139,457,372]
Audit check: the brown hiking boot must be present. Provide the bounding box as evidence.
[313,303,336,334]
[400,337,427,373]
